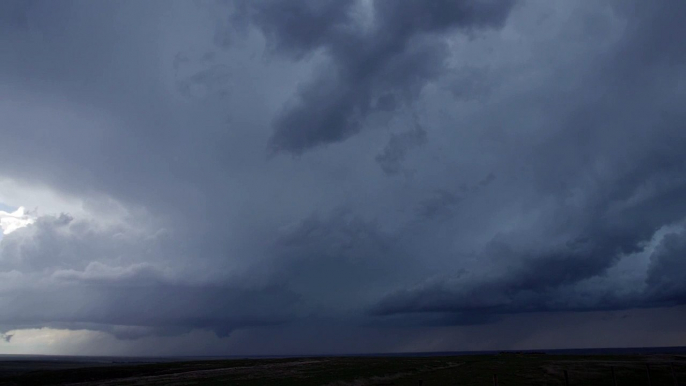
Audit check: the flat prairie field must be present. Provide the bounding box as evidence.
[1,353,685,385]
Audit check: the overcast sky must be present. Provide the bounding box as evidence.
[1,0,686,356]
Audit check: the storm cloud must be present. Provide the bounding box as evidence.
[1,0,686,355]
[240,0,517,154]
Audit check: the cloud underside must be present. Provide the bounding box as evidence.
[1,0,686,350]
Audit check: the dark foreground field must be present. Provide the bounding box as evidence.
[1,352,685,385]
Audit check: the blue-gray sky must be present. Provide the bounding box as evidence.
[1,0,686,355]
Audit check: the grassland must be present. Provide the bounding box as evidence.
[0,352,685,385]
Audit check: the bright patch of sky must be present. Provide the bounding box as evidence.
[0,206,35,236]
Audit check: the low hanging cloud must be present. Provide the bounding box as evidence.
[0,212,300,338]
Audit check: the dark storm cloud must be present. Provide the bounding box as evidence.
[2,0,686,354]
[235,0,517,154]
[371,0,686,321]
[374,145,686,319]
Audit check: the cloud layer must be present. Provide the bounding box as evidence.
[1,0,686,354]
